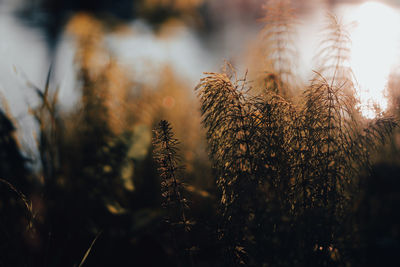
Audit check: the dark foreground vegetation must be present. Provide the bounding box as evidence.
[1,1,400,266]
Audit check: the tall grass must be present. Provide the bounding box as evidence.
[0,0,399,266]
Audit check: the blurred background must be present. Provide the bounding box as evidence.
[1,0,400,266]
[1,0,400,149]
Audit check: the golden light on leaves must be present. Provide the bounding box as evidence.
[66,13,103,40]
[66,12,131,135]
[66,13,105,77]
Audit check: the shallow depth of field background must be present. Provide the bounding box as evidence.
[1,0,400,142]
[1,0,400,266]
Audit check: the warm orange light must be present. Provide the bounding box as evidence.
[349,1,400,118]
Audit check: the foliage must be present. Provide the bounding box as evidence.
[1,1,400,266]
[153,120,195,266]
[257,0,299,97]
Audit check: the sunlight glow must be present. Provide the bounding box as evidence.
[349,1,400,119]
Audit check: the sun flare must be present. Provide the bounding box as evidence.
[349,1,400,119]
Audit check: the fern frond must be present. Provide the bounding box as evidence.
[353,117,398,170]
[195,63,302,264]
[296,70,362,262]
[196,66,264,265]
[259,0,299,97]
[314,13,356,92]
[153,120,191,232]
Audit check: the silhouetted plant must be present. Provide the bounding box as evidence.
[292,14,397,265]
[251,89,300,265]
[196,63,300,265]
[153,120,191,231]
[1,2,400,266]
[31,66,61,183]
[153,120,195,266]
[195,67,256,265]
[259,0,299,97]
[0,108,30,190]
[314,14,355,92]
[196,56,397,265]
[298,71,360,265]
[0,107,37,266]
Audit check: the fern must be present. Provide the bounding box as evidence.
[196,64,302,265]
[153,120,191,231]
[153,120,195,266]
[259,0,299,97]
[314,14,355,92]
[196,66,263,265]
